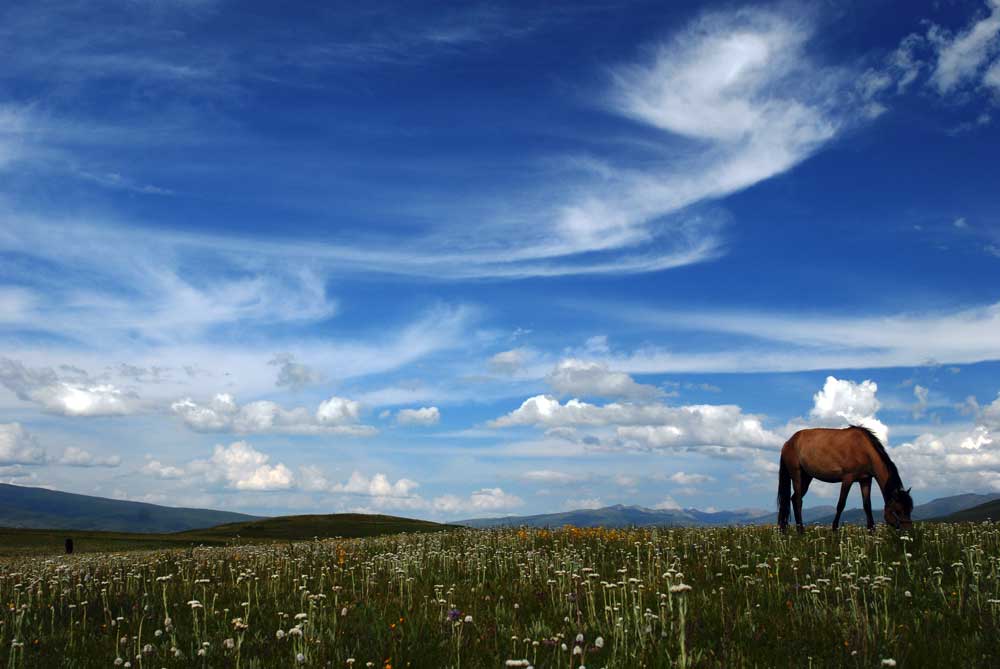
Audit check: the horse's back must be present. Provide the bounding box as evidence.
[783,427,871,481]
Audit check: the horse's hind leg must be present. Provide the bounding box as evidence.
[792,473,811,534]
[832,477,853,531]
[860,478,875,531]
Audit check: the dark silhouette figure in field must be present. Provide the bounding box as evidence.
[65,538,74,554]
[778,425,913,533]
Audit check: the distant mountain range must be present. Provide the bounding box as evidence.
[459,493,1000,529]
[460,504,772,529]
[3,483,998,536]
[0,483,260,533]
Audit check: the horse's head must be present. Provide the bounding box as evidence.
[883,487,913,530]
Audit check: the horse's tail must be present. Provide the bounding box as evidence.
[777,450,791,529]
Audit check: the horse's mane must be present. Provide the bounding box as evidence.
[850,425,913,512]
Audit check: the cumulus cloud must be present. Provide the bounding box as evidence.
[171,393,375,436]
[188,441,295,491]
[653,496,681,511]
[467,487,524,511]
[809,376,888,443]
[140,458,185,479]
[547,359,660,399]
[490,394,781,451]
[894,424,1000,492]
[315,396,362,424]
[396,406,440,426]
[0,423,46,465]
[430,488,524,514]
[56,447,121,468]
[971,392,1000,429]
[330,471,420,499]
[668,471,714,485]
[269,353,324,390]
[0,357,139,417]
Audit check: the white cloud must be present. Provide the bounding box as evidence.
[35,383,136,417]
[188,441,295,491]
[913,384,930,419]
[0,2,875,282]
[430,487,523,515]
[297,465,330,492]
[521,469,581,484]
[598,300,1000,373]
[547,358,660,399]
[0,423,46,466]
[269,353,324,390]
[928,0,1000,94]
[977,392,1000,429]
[467,487,524,511]
[171,393,375,436]
[0,465,37,482]
[564,497,603,510]
[809,376,888,443]
[668,471,714,485]
[57,447,121,468]
[986,59,1000,91]
[490,395,781,451]
[583,7,848,260]
[315,396,363,425]
[430,494,465,514]
[331,471,420,498]
[396,406,441,426]
[0,357,139,417]
[140,458,185,479]
[653,496,681,511]
[894,424,1000,492]
[489,347,533,374]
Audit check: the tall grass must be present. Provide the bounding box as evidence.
[2,523,998,667]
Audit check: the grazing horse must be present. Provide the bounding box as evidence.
[777,425,913,533]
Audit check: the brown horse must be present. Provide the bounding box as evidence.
[777,425,913,533]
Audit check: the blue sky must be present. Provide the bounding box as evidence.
[2,0,1000,519]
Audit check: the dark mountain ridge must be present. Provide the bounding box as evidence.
[0,483,260,533]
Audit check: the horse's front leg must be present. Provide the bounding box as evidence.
[860,478,875,531]
[832,477,853,531]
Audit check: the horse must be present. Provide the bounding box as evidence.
[777,425,913,533]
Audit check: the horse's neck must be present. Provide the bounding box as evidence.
[868,451,898,497]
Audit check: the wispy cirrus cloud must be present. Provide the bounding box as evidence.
[0,4,879,280]
[574,300,1000,374]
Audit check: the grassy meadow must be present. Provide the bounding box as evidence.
[2,523,999,668]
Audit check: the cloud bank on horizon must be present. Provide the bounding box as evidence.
[1,0,999,518]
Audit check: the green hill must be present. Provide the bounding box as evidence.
[936,498,1000,522]
[0,513,456,556]
[0,483,260,533]
[175,513,455,541]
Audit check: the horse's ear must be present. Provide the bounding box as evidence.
[906,487,912,494]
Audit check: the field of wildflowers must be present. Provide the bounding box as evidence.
[2,523,999,668]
